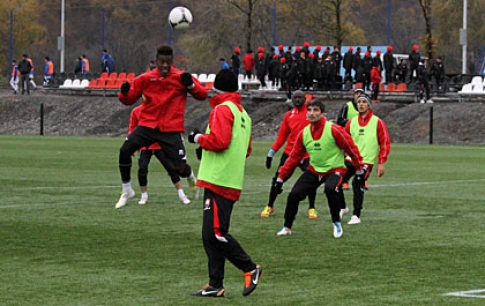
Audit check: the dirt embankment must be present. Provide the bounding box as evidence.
[1,89,484,144]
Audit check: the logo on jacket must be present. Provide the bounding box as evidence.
[204,198,211,210]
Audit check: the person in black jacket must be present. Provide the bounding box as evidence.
[343,47,354,84]
[362,52,374,90]
[409,44,421,83]
[352,47,362,81]
[383,46,396,84]
[417,60,432,103]
[430,56,445,92]
[18,54,33,95]
[395,59,408,83]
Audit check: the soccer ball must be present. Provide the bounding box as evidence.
[168,7,193,30]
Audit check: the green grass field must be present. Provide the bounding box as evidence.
[1,135,485,306]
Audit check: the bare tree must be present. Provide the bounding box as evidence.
[226,0,261,52]
[418,0,435,60]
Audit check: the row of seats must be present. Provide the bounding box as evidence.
[58,72,136,90]
[459,76,485,94]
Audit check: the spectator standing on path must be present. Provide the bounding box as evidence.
[10,60,19,94]
[115,45,208,209]
[343,47,354,84]
[188,69,262,298]
[362,52,373,91]
[26,55,37,90]
[74,56,82,75]
[18,54,33,95]
[431,56,445,92]
[43,56,54,86]
[101,49,116,73]
[417,60,432,103]
[128,105,195,205]
[409,44,421,83]
[275,98,365,239]
[370,64,381,102]
[230,47,241,77]
[383,46,396,84]
[255,52,267,88]
[341,94,391,225]
[243,49,255,80]
[81,54,90,75]
[260,90,318,219]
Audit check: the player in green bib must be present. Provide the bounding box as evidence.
[188,69,261,298]
[342,94,391,224]
[274,98,365,239]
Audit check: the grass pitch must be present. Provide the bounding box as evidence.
[1,135,484,306]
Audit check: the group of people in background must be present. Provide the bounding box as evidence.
[10,49,116,94]
[226,43,445,103]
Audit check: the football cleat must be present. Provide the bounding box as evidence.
[333,221,343,238]
[260,206,274,217]
[192,284,225,297]
[115,189,135,209]
[276,226,292,236]
[243,265,262,296]
[180,195,191,205]
[339,207,349,219]
[307,208,318,219]
[138,196,148,205]
[348,215,361,225]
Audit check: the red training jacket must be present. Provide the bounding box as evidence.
[243,53,255,71]
[279,117,363,180]
[344,110,391,165]
[271,102,310,156]
[119,66,208,132]
[196,92,252,202]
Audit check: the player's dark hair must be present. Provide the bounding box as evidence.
[307,98,325,112]
[157,45,173,57]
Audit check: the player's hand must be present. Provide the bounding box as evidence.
[266,156,272,169]
[120,82,130,95]
[188,128,202,143]
[273,178,283,194]
[181,72,194,88]
[355,166,368,192]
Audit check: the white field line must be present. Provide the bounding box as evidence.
[443,289,485,299]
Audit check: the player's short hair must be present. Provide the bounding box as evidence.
[307,98,325,112]
[157,45,173,57]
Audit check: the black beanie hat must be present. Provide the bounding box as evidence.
[214,69,238,92]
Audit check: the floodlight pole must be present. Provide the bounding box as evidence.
[462,0,467,74]
[59,0,65,73]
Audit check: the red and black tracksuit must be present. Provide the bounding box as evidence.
[117,66,208,183]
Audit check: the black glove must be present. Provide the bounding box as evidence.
[266,156,272,169]
[273,179,283,194]
[355,166,368,192]
[120,82,130,95]
[195,146,202,160]
[188,128,202,143]
[181,72,194,88]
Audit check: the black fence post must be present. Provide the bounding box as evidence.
[40,103,44,136]
[429,106,433,144]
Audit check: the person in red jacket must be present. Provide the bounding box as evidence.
[342,94,391,224]
[115,45,208,209]
[370,64,381,102]
[242,50,255,80]
[261,90,318,219]
[275,98,365,238]
[128,105,196,205]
